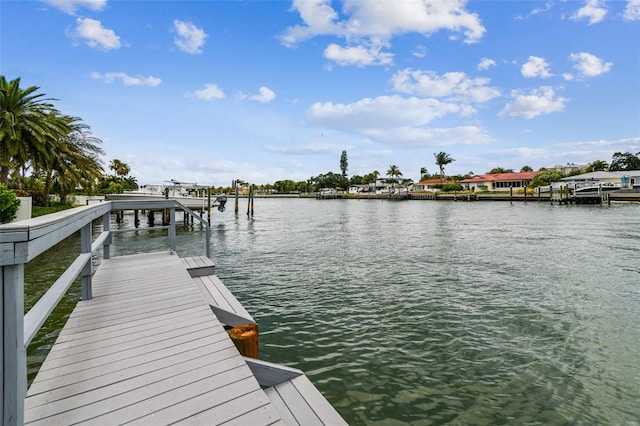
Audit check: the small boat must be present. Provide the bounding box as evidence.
[572,182,621,198]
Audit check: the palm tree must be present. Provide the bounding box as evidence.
[434,152,455,183]
[43,114,105,202]
[386,165,402,184]
[586,160,609,172]
[109,159,130,177]
[0,76,66,185]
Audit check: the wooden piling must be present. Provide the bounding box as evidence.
[229,323,259,358]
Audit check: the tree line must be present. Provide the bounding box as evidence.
[265,150,640,194]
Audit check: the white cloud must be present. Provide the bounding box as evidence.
[412,46,427,58]
[569,52,612,77]
[41,0,106,15]
[173,20,207,54]
[281,0,486,66]
[499,86,568,119]
[571,0,607,24]
[264,142,345,155]
[521,56,553,78]
[477,58,496,71]
[363,126,493,147]
[194,83,225,100]
[307,95,470,132]
[280,0,342,47]
[250,87,276,103]
[391,69,500,103]
[530,1,554,16]
[624,0,640,20]
[563,73,575,81]
[91,72,161,87]
[324,43,393,66]
[71,18,121,50]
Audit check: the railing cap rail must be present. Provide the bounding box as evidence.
[0,200,187,266]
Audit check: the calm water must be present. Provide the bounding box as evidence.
[26,199,640,425]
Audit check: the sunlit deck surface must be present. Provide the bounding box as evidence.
[24,252,345,425]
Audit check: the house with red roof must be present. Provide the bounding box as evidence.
[413,178,458,191]
[459,171,539,191]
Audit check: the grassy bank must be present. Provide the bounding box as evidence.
[31,203,78,218]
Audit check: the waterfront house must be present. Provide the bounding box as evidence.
[460,171,539,191]
[413,178,458,192]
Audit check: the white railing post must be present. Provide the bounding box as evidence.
[2,263,26,426]
[169,207,176,254]
[102,212,111,260]
[80,223,92,300]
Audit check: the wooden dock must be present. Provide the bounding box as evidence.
[1,200,346,426]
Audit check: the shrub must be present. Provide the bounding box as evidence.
[14,189,47,206]
[0,184,21,223]
[441,183,463,192]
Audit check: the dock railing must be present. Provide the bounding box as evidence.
[0,200,210,426]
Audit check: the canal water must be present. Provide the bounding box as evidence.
[25,199,640,425]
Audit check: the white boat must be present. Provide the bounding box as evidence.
[572,182,621,198]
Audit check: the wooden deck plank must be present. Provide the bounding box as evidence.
[44,311,213,361]
[217,404,286,426]
[182,256,216,277]
[264,387,300,425]
[288,375,347,425]
[78,374,259,426]
[25,349,244,422]
[268,379,324,426]
[37,322,218,371]
[176,390,283,426]
[194,275,255,323]
[26,344,238,409]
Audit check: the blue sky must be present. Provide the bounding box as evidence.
[2,0,639,186]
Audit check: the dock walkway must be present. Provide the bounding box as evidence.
[24,251,347,425]
[24,252,283,425]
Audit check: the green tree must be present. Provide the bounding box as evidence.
[0,76,67,185]
[529,170,562,188]
[487,167,514,174]
[386,165,402,184]
[109,159,131,177]
[349,175,364,185]
[314,171,347,190]
[608,152,640,171]
[366,170,380,184]
[434,152,454,183]
[340,150,348,178]
[43,114,104,203]
[420,167,430,181]
[585,160,609,172]
[520,165,533,172]
[0,183,20,223]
